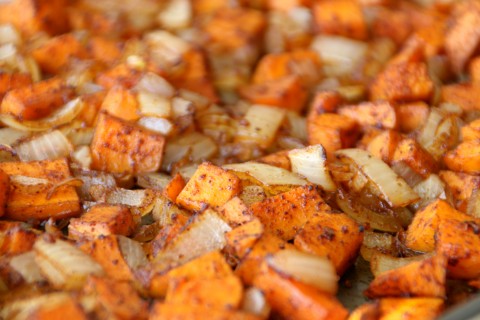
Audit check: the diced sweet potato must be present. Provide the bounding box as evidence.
[150,303,262,320]
[396,102,430,133]
[0,73,32,101]
[68,204,135,240]
[163,173,186,203]
[226,218,264,260]
[378,298,444,320]
[250,185,331,241]
[100,86,140,121]
[439,171,480,202]
[371,8,412,45]
[96,64,143,90]
[88,36,123,65]
[84,276,148,320]
[31,33,89,74]
[0,158,80,221]
[405,199,472,252]
[313,0,367,40]
[0,221,37,255]
[338,101,398,130]
[90,113,166,175]
[470,56,480,85]
[76,91,106,126]
[309,91,343,114]
[254,265,348,320]
[148,214,189,258]
[176,162,241,212]
[441,84,480,112]
[28,294,88,320]
[294,212,363,275]
[392,138,438,178]
[366,130,403,165]
[0,77,75,121]
[256,150,291,171]
[239,76,308,112]
[307,113,360,159]
[217,197,253,227]
[364,255,446,298]
[0,169,8,217]
[444,140,480,174]
[166,275,243,309]
[462,118,480,141]
[436,218,480,280]
[369,62,434,103]
[445,0,480,74]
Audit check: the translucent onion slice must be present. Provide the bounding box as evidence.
[132,72,175,98]
[34,237,104,289]
[267,249,338,294]
[138,117,174,136]
[288,145,336,191]
[286,111,307,141]
[9,251,45,284]
[106,188,158,216]
[370,252,434,277]
[15,130,73,162]
[137,91,172,117]
[66,127,94,146]
[242,287,270,318]
[335,149,419,207]
[412,174,446,211]
[118,235,149,270]
[360,230,395,262]
[71,146,92,169]
[224,162,307,187]
[0,127,30,146]
[0,24,21,46]
[0,97,85,131]
[157,0,192,30]
[137,172,171,190]
[0,292,72,320]
[466,188,480,218]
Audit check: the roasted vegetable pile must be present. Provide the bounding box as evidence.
[0,0,480,319]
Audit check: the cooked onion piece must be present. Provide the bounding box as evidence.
[370,252,434,277]
[15,130,73,162]
[242,287,271,318]
[118,235,149,270]
[412,174,446,211]
[9,251,45,284]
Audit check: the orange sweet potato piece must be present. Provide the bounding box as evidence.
[267,0,312,11]
[84,276,148,320]
[444,140,480,174]
[150,303,261,320]
[371,8,412,46]
[309,91,343,114]
[436,218,480,280]
[29,294,88,320]
[0,169,8,217]
[250,185,331,241]
[441,84,480,112]
[254,265,348,320]
[88,36,122,65]
[31,33,89,74]
[307,113,360,159]
[100,86,140,121]
[364,255,446,298]
[225,217,264,260]
[370,62,434,103]
[445,0,480,74]
[462,118,480,141]
[163,173,186,203]
[0,73,32,101]
[313,0,367,40]
[217,197,253,227]
[366,130,403,165]
[0,158,80,221]
[96,63,143,90]
[176,162,241,212]
[0,0,69,36]
[68,4,125,37]
[470,56,480,85]
[439,171,480,203]
[0,221,37,255]
[294,212,363,275]
[338,101,398,130]
[378,298,444,320]
[392,138,438,178]
[405,199,473,252]
[68,204,135,240]
[256,150,291,171]
[239,76,308,112]
[90,113,165,175]
[0,77,75,121]
[396,102,430,133]
[76,91,106,126]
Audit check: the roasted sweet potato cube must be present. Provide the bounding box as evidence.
[163,173,186,203]
[444,140,480,174]
[0,169,8,217]
[462,118,480,141]
[226,218,264,260]
[309,91,343,115]
[84,276,148,320]
[150,303,262,320]
[253,265,348,320]
[267,0,312,11]
[76,91,106,126]
[347,303,378,320]
[90,113,165,175]
[378,298,444,320]
[371,8,412,45]
[0,159,80,221]
[250,185,331,241]
[0,0,69,36]
[405,199,472,252]
[68,204,135,240]
[307,113,360,159]
[166,275,243,309]
[445,0,480,74]
[313,0,367,40]
[439,171,480,203]
[88,36,122,65]
[96,64,143,90]
[217,197,253,227]
[176,162,241,212]
[0,77,75,121]
[364,255,446,298]
[294,213,363,275]
[338,101,398,130]
[366,130,403,165]
[396,102,430,133]
[100,86,140,121]
[470,56,480,85]
[0,73,32,101]
[392,138,438,178]
[31,33,89,74]
[28,294,88,320]
[0,221,37,255]
[441,84,480,112]
[436,218,480,280]
[239,76,308,112]
[370,62,434,103]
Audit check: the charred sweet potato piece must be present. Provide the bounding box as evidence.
[392,138,438,178]
[68,204,135,240]
[364,255,446,298]
[396,102,430,133]
[436,218,480,280]
[76,91,106,126]
[294,213,363,275]
[405,199,472,252]
[0,221,37,255]
[313,0,367,40]
[0,77,75,121]
[441,84,480,112]
[250,185,331,241]
[0,169,8,217]
[366,130,403,165]
[96,64,143,90]
[439,171,480,204]
[176,162,241,212]
[31,33,89,74]
[378,298,444,320]
[217,197,253,227]
[254,265,348,320]
[0,73,32,101]
[371,7,412,45]
[225,218,264,260]
[90,113,165,175]
[309,91,344,114]
[100,86,140,121]
[338,101,398,130]
[444,140,480,174]
[0,158,80,221]
[163,173,186,203]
